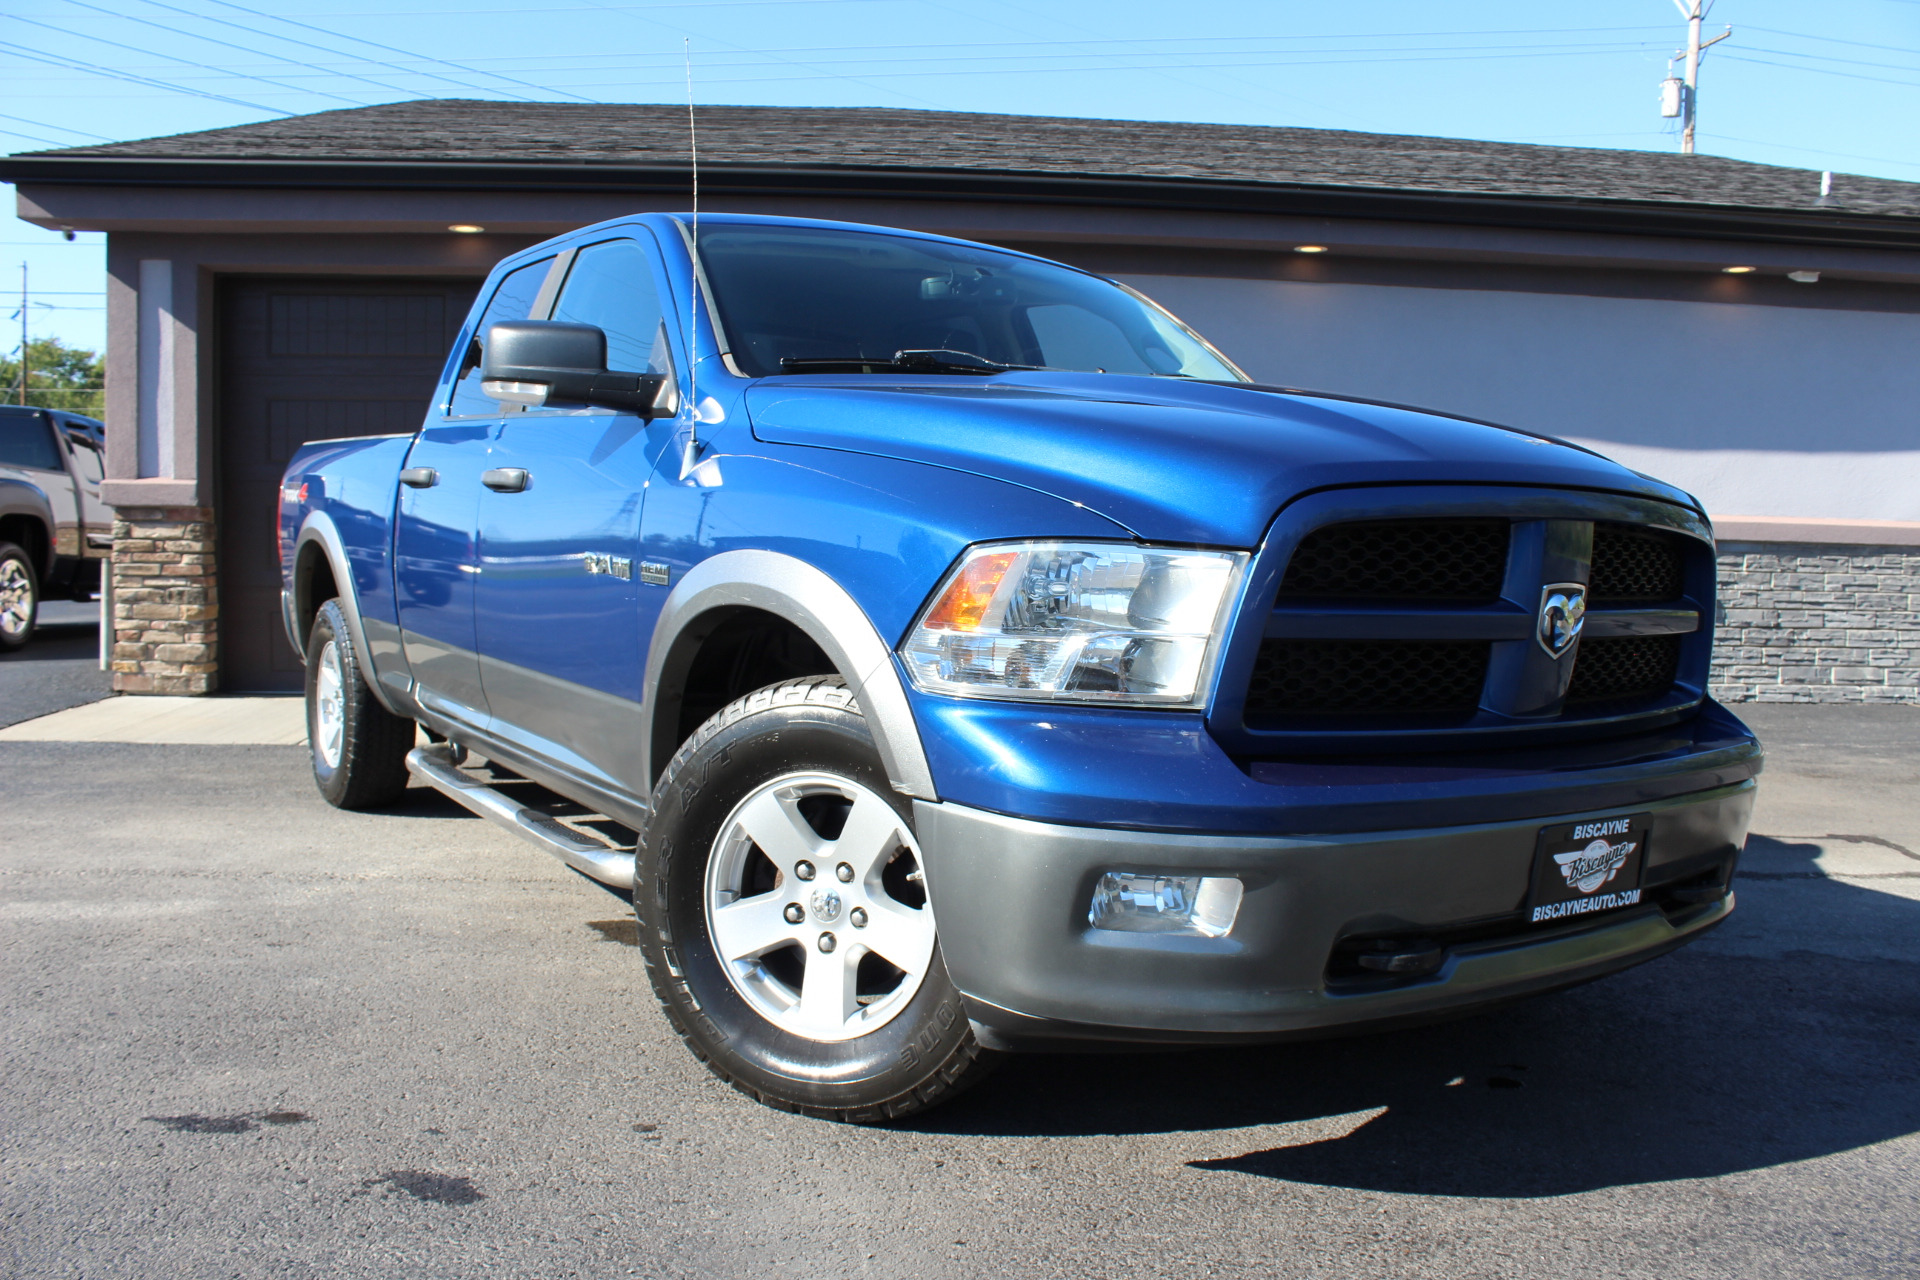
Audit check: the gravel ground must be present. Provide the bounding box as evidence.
[1,704,1916,1279]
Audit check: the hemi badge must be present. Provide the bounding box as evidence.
[639,561,671,586]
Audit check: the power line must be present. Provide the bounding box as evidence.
[1720,52,1920,89]
[93,0,425,103]
[147,0,551,102]
[0,37,291,114]
[54,0,374,107]
[0,39,1678,87]
[1745,24,1920,56]
[1738,42,1920,75]
[0,127,69,148]
[0,111,111,141]
[199,0,597,103]
[3,11,353,108]
[1,37,1674,81]
[1708,133,1920,170]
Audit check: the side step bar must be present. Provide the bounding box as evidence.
[406,745,637,889]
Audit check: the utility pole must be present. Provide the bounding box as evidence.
[1669,0,1732,155]
[16,263,26,407]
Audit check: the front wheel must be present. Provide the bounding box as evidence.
[305,599,414,809]
[0,542,39,651]
[637,677,995,1121]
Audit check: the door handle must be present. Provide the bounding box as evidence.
[399,467,438,489]
[481,468,530,493]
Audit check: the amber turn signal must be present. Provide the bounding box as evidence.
[919,551,1018,632]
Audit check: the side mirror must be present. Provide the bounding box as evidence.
[480,320,676,418]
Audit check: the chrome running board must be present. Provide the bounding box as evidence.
[406,745,637,889]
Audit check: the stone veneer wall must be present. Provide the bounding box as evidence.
[108,506,219,694]
[1712,542,1920,704]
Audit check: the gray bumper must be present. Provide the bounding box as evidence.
[913,780,1753,1047]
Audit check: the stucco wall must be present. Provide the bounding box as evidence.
[1120,273,1920,524]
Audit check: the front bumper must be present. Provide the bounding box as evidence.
[914,778,1753,1048]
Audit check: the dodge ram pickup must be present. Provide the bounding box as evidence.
[279,214,1761,1121]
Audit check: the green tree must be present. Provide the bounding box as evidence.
[1,337,105,417]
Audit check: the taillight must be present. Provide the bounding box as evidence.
[277,481,307,568]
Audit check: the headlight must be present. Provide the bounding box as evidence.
[899,540,1247,707]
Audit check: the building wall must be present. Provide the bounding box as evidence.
[55,202,1920,698]
[1118,272,1920,523]
[1712,543,1920,704]
[1118,270,1920,703]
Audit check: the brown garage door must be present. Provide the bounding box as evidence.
[218,276,480,691]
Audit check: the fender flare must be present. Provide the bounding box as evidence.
[640,549,938,801]
[292,511,401,714]
[0,477,55,574]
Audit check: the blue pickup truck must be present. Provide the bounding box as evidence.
[279,213,1760,1121]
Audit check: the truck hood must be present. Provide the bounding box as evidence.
[743,372,1699,547]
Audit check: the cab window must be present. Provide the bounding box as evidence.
[548,238,673,382]
[0,411,63,471]
[446,256,556,418]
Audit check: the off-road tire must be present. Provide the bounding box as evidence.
[636,676,997,1122]
[0,541,39,652]
[305,598,414,809]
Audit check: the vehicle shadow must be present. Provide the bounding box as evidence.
[917,835,1920,1198]
[0,620,100,663]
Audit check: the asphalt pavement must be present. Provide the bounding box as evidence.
[0,601,113,729]
[1,701,1916,1278]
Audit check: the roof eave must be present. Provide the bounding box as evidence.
[4,153,1917,251]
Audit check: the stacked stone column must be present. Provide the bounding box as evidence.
[108,506,218,694]
[1711,543,1920,704]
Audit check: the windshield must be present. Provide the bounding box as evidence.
[690,223,1247,382]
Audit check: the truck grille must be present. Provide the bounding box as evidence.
[1246,640,1489,716]
[1278,519,1508,602]
[1589,524,1685,604]
[1566,635,1682,704]
[1249,509,1705,733]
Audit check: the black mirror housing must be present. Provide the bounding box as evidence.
[481,320,674,417]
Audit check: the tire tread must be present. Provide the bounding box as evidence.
[637,676,997,1124]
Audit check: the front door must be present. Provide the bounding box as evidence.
[394,254,554,727]
[473,235,679,792]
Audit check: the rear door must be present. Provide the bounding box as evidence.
[394,255,556,727]
[0,408,77,557]
[472,235,678,791]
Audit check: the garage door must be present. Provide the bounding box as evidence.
[218,277,480,691]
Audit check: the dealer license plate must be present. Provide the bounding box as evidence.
[1526,813,1651,925]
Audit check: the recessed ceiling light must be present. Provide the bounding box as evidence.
[448,224,485,234]
[1294,244,1329,254]
[1721,265,1757,274]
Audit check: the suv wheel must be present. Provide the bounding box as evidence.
[638,677,996,1121]
[0,542,38,651]
[305,599,414,809]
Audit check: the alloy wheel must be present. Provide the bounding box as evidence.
[704,771,936,1043]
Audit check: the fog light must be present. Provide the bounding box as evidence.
[1088,872,1243,938]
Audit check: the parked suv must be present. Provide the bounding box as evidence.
[0,405,109,649]
[279,214,1760,1121]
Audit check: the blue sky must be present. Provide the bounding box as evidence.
[4,0,1919,355]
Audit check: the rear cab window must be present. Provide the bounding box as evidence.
[0,410,65,473]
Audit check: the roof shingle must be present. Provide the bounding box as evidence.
[17,100,1920,220]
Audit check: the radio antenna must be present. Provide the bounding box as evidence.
[679,37,702,480]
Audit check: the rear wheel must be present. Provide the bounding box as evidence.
[637,677,995,1121]
[305,599,414,809]
[0,542,38,652]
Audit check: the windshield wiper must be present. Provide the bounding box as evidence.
[779,348,1044,376]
